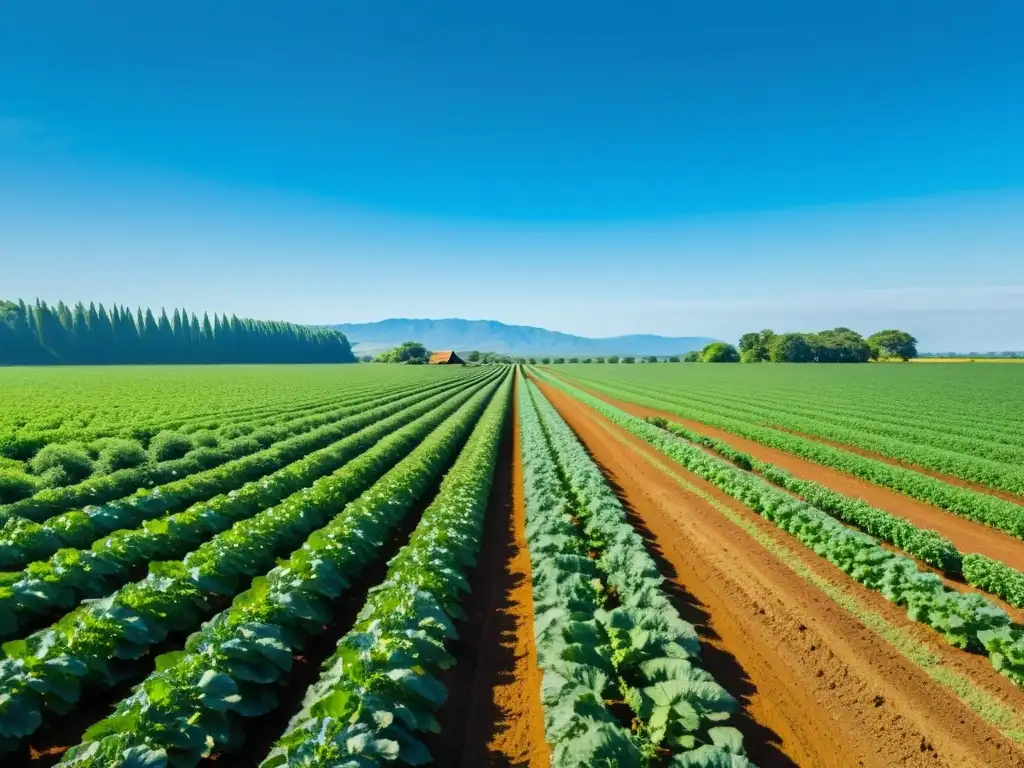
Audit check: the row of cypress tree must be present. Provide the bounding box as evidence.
[0,299,355,365]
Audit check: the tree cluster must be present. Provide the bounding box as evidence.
[0,299,355,366]
[738,328,917,363]
[375,341,431,364]
[465,350,516,364]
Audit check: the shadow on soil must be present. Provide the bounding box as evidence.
[424,407,537,767]
[578,438,799,768]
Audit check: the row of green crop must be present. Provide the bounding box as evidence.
[533,369,1024,692]
[556,364,1024,444]
[258,373,512,767]
[0,371,495,570]
[0,373,428,509]
[554,373,1024,539]
[0,370,482,502]
[565,376,1024,497]
[0,371,488,521]
[643,416,1024,609]
[631,380,1024,466]
[0,378,500,754]
[620,369,1024,454]
[1,365,461,455]
[0,375,497,639]
[55,372,512,767]
[520,377,751,767]
[0,382,368,463]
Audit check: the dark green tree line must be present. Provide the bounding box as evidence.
[737,327,917,363]
[0,298,355,365]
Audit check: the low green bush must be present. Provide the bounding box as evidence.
[148,431,196,462]
[29,443,95,484]
[218,423,254,440]
[96,439,149,474]
[248,428,277,448]
[189,429,220,448]
[0,470,38,504]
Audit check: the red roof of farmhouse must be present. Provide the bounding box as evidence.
[428,350,463,364]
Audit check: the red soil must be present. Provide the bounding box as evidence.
[562,377,1024,575]
[533,375,1024,768]
[428,379,550,767]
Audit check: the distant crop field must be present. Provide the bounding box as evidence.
[911,357,1024,363]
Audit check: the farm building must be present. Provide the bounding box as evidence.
[429,350,464,365]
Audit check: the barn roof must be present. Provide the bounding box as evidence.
[429,350,460,364]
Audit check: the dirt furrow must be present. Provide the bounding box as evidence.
[561,377,1024,572]
[428,380,549,767]
[534,375,1024,768]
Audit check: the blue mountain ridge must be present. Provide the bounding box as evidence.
[330,318,715,357]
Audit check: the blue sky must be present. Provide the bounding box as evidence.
[1,1,1022,350]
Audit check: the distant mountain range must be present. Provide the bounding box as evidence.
[331,318,715,357]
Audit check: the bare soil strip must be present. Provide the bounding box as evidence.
[562,378,1024,572]
[774,425,1024,505]
[534,375,1024,768]
[428,381,549,767]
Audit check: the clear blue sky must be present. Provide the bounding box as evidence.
[2,1,1022,350]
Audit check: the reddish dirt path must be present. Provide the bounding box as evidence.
[555,375,1024,573]
[533,375,1024,768]
[776,426,1024,505]
[427,380,549,767]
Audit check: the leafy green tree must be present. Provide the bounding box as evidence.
[622,356,636,363]
[528,358,537,364]
[868,329,918,361]
[682,351,700,362]
[360,354,374,362]
[739,329,776,362]
[808,327,871,363]
[467,350,481,362]
[582,357,593,363]
[768,333,813,362]
[541,357,551,364]
[667,355,680,362]
[376,341,431,364]
[700,342,740,362]
[645,355,658,363]
[595,356,606,363]
[553,357,565,364]
[608,355,620,364]
[568,357,579,363]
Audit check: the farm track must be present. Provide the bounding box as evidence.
[427,377,549,768]
[560,377,1024,572]
[533,374,1024,768]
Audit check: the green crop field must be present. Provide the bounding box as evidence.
[2,362,1024,767]
[547,362,1024,491]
